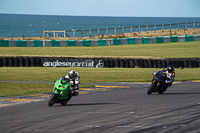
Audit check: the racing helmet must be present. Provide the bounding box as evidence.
[68,70,75,79]
[166,65,174,73]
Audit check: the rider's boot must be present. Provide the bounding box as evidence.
[72,89,79,96]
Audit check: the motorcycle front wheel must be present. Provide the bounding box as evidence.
[147,83,155,95]
[48,93,59,106]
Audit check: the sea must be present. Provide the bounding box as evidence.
[0,13,200,38]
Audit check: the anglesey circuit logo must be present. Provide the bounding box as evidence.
[96,60,104,68]
[43,59,104,68]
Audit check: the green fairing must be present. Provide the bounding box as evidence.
[53,78,71,100]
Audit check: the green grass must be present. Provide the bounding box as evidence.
[0,82,53,97]
[0,82,94,97]
[0,41,200,58]
[0,67,200,97]
[1,67,200,82]
[0,41,200,97]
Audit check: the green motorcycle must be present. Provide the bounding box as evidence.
[48,78,74,106]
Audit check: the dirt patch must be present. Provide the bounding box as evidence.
[1,28,200,40]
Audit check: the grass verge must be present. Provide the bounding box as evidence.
[0,82,93,97]
[0,41,200,59]
[0,67,200,82]
[0,82,52,97]
[0,67,200,97]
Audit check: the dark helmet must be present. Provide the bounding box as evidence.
[167,65,174,73]
[68,70,75,79]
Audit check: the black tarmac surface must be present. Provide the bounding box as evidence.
[0,82,200,133]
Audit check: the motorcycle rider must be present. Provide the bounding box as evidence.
[156,65,175,87]
[63,70,80,96]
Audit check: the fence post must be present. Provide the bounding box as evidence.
[186,22,187,30]
[106,28,108,35]
[54,31,56,38]
[193,22,195,29]
[170,24,171,31]
[178,23,179,31]
[47,31,49,37]
[139,26,140,34]
[130,26,132,34]
[82,29,84,37]
[114,28,116,35]
[64,30,66,38]
[162,24,164,32]
[43,30,45,37]
[147,25,148,34]
[73,30,75,37]
[43,40,45,47]
[98,29,100,36]
[154,25,156,33]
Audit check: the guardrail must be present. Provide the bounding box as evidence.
[0,35,200,47]
[43,22,200,38]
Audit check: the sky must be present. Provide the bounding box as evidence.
[0,0,200,17]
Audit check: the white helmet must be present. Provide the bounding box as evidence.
[68,70,75,79]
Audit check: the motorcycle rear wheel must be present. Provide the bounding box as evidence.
[158,87,167,94]
[158,89,164,94]
[60,100,68,106]
[48,93,59,106]
[60,93,72,106]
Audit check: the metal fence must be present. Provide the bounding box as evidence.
[43,22,200,38]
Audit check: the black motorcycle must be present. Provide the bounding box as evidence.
[147,72,168,95]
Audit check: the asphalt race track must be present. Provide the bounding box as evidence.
[0,82,200,133]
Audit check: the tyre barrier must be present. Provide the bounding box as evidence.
[0,56,199,68]
[0,57,43,67]
[114,59,120,68]
[0,57,3,67]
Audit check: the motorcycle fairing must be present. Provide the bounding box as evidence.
[53,78,71,100]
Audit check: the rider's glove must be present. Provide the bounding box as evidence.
[170,79,174,82]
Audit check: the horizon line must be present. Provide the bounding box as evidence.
[1,13,200,18]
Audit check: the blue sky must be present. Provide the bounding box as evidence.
[0,0,200,17]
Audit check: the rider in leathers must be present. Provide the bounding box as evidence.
[63,70,80,96]
[156,65,175,87]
